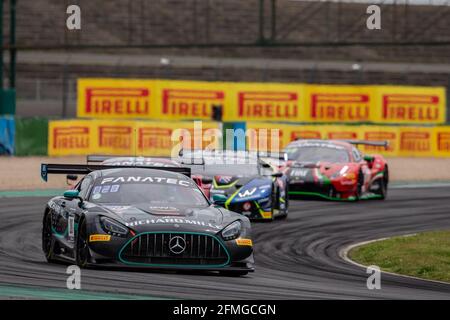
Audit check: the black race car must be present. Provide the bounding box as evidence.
[40,163,254,276]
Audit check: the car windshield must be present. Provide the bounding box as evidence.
[89,179,209,207]
[285,146,350,163]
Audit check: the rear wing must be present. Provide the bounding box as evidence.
[40,163,191,182]
[341,140,389,149]
[178,149,286,164]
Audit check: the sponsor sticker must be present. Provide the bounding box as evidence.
[260,211,273,219]
[235,238,253,246]
[89,234,111,242]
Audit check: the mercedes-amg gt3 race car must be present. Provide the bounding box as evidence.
[181,152,289,221]
[40,163,254,276]
[282,139,389,201]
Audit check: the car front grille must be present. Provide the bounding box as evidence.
[119,232,229,266]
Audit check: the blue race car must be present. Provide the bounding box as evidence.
[185,152,289,221]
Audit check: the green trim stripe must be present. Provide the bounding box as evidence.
[0,189,64,198]
[0,285,165,300]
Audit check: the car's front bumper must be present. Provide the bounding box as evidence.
[86,229,255,271]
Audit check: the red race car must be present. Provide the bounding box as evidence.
[282,139,389,201]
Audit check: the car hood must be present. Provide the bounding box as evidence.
[84,202,241,233]
[210,175,273,203]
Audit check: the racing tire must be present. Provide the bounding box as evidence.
[278,185,289,219]
[75,218,91,268]
[355,169,364,201]
[277,195,288,220]
[42,212,57,263]
[219,271,249,277]
[374,171,388,200]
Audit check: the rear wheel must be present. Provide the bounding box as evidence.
[42,212,57,263]
[355,169,364,201]
[373,169,388,200]
[75,218,91,268]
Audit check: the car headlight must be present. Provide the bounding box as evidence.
[100,217,129,236]
[221,221,242,240]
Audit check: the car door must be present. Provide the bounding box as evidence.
[63,176,93,249]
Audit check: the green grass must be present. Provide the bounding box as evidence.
[350,231,450,283]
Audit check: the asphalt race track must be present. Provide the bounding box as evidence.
[1,187,450,299]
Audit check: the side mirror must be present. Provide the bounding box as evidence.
[64,190,80,199]
[212,194,227,205]
[363,155,375,162]
[63,190,84,207]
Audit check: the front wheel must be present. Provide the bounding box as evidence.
[75,218,91,268]
[355,169,364,201]
[42,212,57,263]
[373,176,388,200]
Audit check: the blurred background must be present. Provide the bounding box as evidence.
[0,0,448,118]
[0,0,449,188]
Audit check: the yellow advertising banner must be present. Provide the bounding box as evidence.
[245,122,290,152]
[226,82,305,123]
[77,78,447,125]
[359,126,400,157]
[398,126,435,157]
[49,120,220,157]
[245,122,450,157]
[49,119,450,157]
[48,120,94,156]
[154,80,230,121]
[95,120,137,156]
[373,86,446,124]
[136,121,221,157]
[77,78,156,119]
[434,126,450,157]
[288,125,324,141]
[321,125,363,141]
[303,85,375,123]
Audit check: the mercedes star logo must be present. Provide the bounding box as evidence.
[169,236,186,254]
